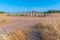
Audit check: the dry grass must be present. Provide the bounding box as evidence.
[20,20,60,40]
[0,19,60,40]
[0,19,12,26]
[0,14,60,40]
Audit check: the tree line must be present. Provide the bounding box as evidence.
[44,10,60,13]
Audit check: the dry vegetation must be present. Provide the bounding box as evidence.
[0,14,60,40]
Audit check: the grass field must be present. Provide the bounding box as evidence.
[0,14,60,40]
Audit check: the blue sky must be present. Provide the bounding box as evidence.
[0,0,60,12]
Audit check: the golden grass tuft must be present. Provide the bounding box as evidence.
[19,19,60,40]
[0,19,12,25]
